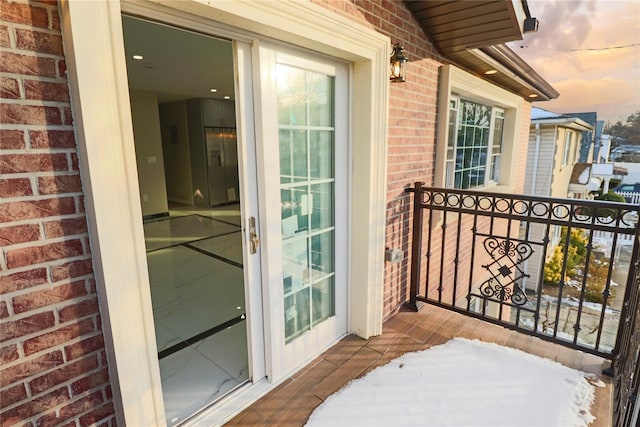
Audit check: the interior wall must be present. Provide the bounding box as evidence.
[159,101,194,205]
[130,89,169,216]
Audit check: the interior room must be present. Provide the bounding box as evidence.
[121,15,248,426]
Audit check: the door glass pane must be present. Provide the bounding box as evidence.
[279,129,307,184]
[281,187,309,234]
[278,67,307,126]
[310,183,333,231]
[312,277,335,326]
[123,16,249,426]
[310,130,333,179]
[282,236,309,295]
[277,63,336,344]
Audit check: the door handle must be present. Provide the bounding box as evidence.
[249,216,260,254]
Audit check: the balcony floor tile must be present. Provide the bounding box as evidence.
[226,304,612,426]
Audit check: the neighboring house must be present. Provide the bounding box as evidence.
[564,111,597,163]
[522,107,595,291]
[0,1,558,426]
[525,107,596,200]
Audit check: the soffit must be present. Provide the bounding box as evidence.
[405,0,522,54]
[405,0,559,101]
[447,46,559,101]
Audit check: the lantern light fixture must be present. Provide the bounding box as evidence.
[390,43,407,83]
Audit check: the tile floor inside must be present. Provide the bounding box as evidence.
[143,204,249,425]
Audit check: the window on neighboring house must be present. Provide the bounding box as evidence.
[562,132,573,166]
[445,97,505,189]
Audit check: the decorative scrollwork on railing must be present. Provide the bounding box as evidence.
[420,188,639,234]
[479,278,528,306]
[477,237,532,306]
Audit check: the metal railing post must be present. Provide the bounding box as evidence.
[404,182,424,312]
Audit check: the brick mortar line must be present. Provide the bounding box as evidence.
[0,172,81,182]
[0,169,81,175]
[0,235,91,255]
[0,149,79,156]
[0,124,75,131]
[1,186,83,196]
[0,212,88,229]
[0,272,95,300]
[1,72,69,84]
[0,22,64,37]
[2,253,91,278]
[0,192,83,204]
[0,196,85,211]
[0,46,65,61]
[1,98,72,107]
[0,247,89,266]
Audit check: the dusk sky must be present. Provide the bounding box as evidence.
[507,0,640,125]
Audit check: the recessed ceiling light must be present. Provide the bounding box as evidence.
[210,88,218,93]
[484,69,498,75]
[529,94,539,98]
[224,96,230,100]
[132,55,144,60]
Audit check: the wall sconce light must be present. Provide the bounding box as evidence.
[390,43,407,82]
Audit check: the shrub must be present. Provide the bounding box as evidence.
[595,191,627,203]
[543,228,588,285]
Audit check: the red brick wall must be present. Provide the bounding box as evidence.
[0,1,115,426]
[314,1,533,320]
[313,0,445,318]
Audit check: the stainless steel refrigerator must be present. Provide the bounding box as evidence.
[205,127,239,206]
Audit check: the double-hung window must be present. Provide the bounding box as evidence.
[445,97,505,189]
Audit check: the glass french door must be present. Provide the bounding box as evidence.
[257,44,348,380]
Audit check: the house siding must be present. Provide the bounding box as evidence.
[1,0,534,424]
[524,125,556,196]
[551,127,581,199]
[0,1,115,426]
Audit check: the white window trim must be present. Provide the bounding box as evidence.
[436,65,524,192]
[446,97,505,189]
[562,131,573,166]
[59,0,389,425]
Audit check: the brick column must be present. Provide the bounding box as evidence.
[1,1,115,425]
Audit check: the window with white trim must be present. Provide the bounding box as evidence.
[436,65,523,193]
[445,97,505,189]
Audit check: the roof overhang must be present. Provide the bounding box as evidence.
[531,117,594,132]
[405,0,529,54]
[452,45,559,101]
[405,0,558,101]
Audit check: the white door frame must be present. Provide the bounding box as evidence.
[60,0,389,425]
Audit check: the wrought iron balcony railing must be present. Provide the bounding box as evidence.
[405,183,640,427]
